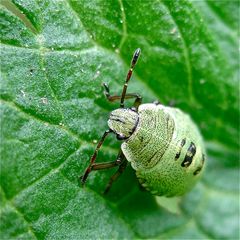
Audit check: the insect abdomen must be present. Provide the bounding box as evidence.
[122,104,206,197]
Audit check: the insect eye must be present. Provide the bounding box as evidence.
[130,107,137,112]
[116,134,126,140]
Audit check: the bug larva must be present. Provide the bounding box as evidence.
[80,48,206,197]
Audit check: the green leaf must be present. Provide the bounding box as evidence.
[0,0,239,239]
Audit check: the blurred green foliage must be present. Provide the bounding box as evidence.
[0,0,239,239]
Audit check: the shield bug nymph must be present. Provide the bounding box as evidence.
[80,48,206,197]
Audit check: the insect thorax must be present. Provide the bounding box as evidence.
[108,108,139,139]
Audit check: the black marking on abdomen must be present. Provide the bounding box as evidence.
[175,138,186,160]
[181,142,196,167]
[193,153,205,175]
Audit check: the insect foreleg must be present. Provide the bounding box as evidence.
[103,83,142,110]
[80,129,112,184]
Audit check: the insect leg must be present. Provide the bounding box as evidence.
[104,154,128,194]
[88,149,124,172]
[103,82,142,110]
[90,159,121,170]
[133,95,142,109]
[80,129,112,184]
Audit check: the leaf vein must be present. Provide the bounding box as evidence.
[59,173,139,238]
[10,145,81,201]
[0,186,37,240]
[118,0,127,50]
[160,0,195,104]
[204,0,237,33]
[64,0,96,46]
[3,1,38,34]
[1,100,118,154]
[0,42,96,53]
[63,0,159,101]
[37,42,65,123]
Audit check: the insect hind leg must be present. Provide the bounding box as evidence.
[104,151,128,194]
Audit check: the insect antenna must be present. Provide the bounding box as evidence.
[120,48,141,108]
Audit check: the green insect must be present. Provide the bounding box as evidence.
[81,48,206,197]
